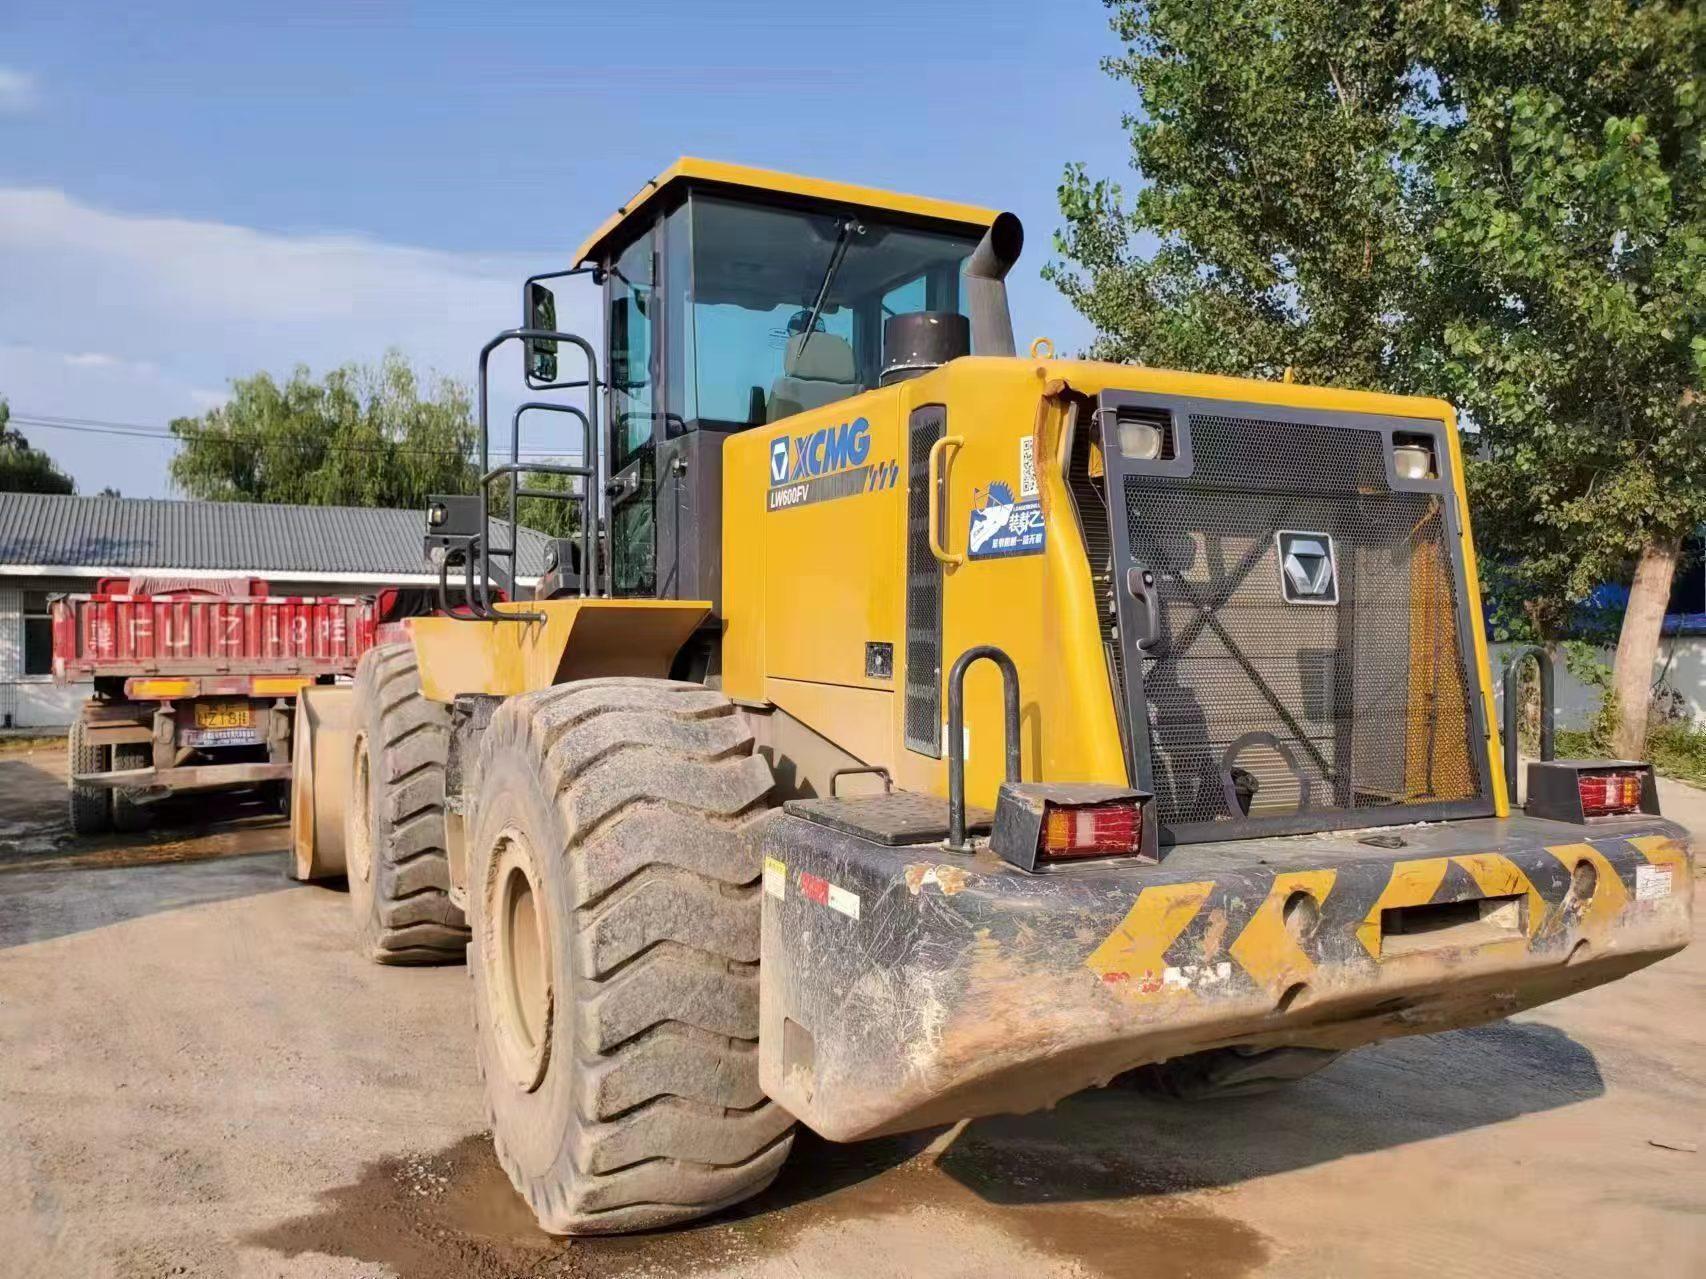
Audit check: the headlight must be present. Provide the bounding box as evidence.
[1117,418,1164,461]
[1392,436,1437,480]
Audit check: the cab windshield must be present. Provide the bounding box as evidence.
[671,195,982,429]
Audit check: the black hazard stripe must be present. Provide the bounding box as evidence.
[1094,834,1676,998]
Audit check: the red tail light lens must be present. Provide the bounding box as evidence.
[1578,771,1643,817]
[1040,802,1143,859]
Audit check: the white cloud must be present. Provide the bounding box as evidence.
[0,67,37,115]
[0,187,593,496]
[62,351,158,376]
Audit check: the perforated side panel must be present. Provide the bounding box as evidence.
[1112,410,1486,836]
[904,405,946,756]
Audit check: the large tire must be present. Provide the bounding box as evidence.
[67,716,111,835]
[467,678,794,1235]
[345,643,467,964]
[110,743,152,833]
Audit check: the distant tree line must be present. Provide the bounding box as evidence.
[0,397,76,495]
[167,350,580,538]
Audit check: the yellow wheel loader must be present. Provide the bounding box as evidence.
[292,158,1694,1234]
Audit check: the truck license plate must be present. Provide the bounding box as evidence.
[194,700,252,730]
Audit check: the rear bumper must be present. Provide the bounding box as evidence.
[757,812,1693,1141]
[73,762,291,798]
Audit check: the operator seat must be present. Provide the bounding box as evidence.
[768,331,859,422]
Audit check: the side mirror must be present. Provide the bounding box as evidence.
[526,282,559,383]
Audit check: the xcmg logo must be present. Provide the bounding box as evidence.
[769,417,871,486]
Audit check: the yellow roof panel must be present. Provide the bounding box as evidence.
[571,157,1001,266]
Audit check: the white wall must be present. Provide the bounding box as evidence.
[1488,638,1706,734]
[0,578,91,729]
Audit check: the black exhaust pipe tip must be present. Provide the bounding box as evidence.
[968,211,1024,280]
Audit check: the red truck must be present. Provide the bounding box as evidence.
[52,576,378,833]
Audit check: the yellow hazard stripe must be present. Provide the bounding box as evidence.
[1229,868,1336,996]
[1084,881,1215,994]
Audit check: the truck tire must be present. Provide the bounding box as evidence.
[345,643,467,964]
[67,716,111,835]
[110,743,152,833]
[466,678,793,1235]
[1120,1046,1344,1100]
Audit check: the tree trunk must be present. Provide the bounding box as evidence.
[1610,534,1683,760]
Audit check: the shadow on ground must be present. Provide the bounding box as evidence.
[936,1018,1602,1204]
[247,1019,1601,1279]
[0,849,299,948]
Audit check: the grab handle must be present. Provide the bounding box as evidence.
[927,434,965,566]
[1502,646,1555,804]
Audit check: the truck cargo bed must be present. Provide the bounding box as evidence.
[53,586,374,680]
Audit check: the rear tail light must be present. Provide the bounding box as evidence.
[1041,803,1143,858]
[1578,770,1644,817]
[990,781,1157,871]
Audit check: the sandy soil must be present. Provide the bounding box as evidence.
[0,746,1701,1278]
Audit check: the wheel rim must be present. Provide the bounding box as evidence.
[487,829,552,1092]
[347,734,373,886]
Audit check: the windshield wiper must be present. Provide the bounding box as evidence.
[796,216,864,359]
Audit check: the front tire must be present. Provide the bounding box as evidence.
[467,678,794,1234]
[345,644,467,964]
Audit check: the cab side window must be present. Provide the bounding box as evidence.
[610,229,656,468]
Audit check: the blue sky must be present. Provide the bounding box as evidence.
[0,1,1135,497]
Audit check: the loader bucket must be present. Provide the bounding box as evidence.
[289,684,355,882]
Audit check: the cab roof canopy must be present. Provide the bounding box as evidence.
[571,157,1001,268]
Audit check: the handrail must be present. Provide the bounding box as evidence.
[470,327,602,622]
[1502,645,1556,805]
[927,435,965,566]
[944,645,1022,852]
[505,400,595,600]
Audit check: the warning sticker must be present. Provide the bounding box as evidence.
[798,871,860,920]
[1635,863,1674,902]
[763,857,787,901]
[827,883,862,920]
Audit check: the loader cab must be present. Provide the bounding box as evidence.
[561,159,1006,604]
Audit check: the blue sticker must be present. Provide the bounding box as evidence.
[968,481,1045,559]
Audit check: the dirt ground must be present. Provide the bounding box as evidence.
[0,742,1701,1279]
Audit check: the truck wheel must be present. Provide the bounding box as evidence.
[467,678,794,1234]
[110,743,152,833]
[67,717,111,835]
[345,643,467,964]
[1121,1046,1344,1100]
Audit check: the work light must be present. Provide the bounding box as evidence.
[1392,437,1437,480]
[1117,418,1164,461]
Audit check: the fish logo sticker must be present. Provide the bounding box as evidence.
[968,480,1045,559]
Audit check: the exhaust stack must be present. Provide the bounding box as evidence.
[964,211,1024,358]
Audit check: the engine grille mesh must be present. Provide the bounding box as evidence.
[1123,413,1484,831]
[904,405,946,756]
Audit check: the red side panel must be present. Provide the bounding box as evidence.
[50,591,379,683]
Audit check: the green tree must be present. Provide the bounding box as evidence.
[169,352,478,509]
[1409,3,1704,757]
[1054,0,1704,756]
[511,467,584,541]
[1048,1,1425,388]
[0,397,76,494]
